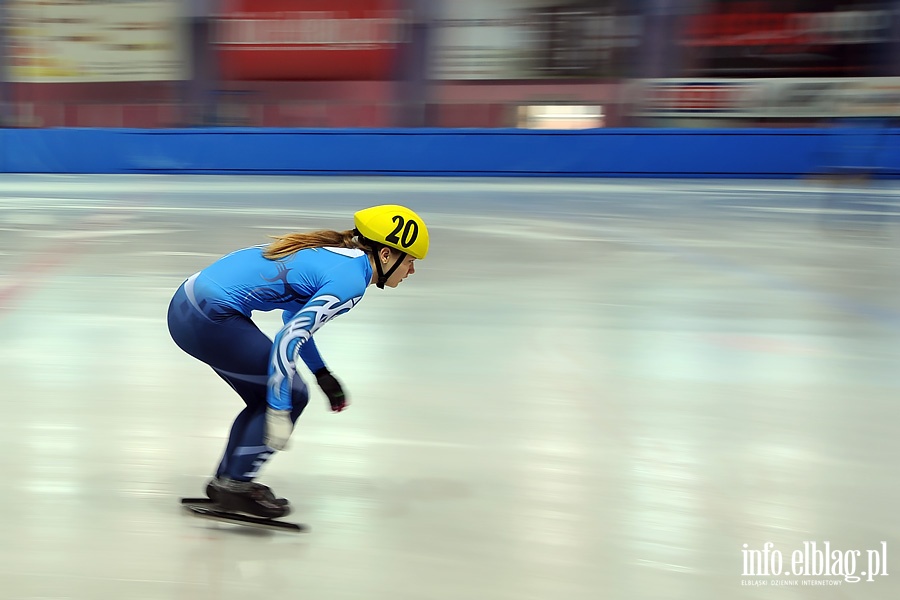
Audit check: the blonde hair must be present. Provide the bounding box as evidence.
[263,229,367,260]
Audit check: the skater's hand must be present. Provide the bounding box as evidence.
[265,407,293,450]
[315,367,348,412]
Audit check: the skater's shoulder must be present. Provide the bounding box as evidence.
[304,247,372,282]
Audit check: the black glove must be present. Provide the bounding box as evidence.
[315,367,348,412]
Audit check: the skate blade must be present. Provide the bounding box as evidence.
[181,502,307,533]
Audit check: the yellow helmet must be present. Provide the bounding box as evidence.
[353,205,429,260]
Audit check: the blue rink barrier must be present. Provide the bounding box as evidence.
[1,127,899,178]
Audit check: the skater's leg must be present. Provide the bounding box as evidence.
[217,375,309,481]
[169,287,293,487]
[210,371,268,478]
[214,404,256,478]
[207,377,308,518]
[170,312,272,478]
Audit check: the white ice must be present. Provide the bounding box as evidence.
[0,175,898,599]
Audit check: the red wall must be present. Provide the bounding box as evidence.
[217,0,404,81]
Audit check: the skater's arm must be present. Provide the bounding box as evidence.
[282,309,327,372]
[297,337,326,373]
[267,286,361,411]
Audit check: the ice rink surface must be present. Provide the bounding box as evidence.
[0,175,899,599]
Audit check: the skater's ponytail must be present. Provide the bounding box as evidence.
[263,229,367,260]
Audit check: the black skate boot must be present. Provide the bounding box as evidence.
[206,477,289,507]
[208,477,291,519]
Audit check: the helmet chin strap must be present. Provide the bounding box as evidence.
[375,250,407,289]
[354,229,407,289]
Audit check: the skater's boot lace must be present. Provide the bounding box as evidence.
[210,477,291,518]
[208,477,289,507]
[249,482,283,503]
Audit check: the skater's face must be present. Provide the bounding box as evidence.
[377,247,417,288]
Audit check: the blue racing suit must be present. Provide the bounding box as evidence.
[167,245,372,481]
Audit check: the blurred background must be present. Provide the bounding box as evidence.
[0,0,898,130]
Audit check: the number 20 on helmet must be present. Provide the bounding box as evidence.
[354,205,430,260]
